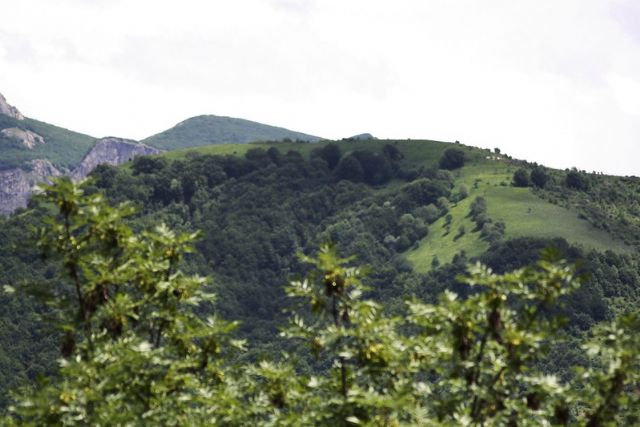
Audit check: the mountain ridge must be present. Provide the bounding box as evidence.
[142,114,322,150]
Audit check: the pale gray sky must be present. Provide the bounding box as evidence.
[1,0,639,175]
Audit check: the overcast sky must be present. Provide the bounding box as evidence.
[1,0,639,175]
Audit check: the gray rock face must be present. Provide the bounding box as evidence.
[1,127,45,148]
[0,137,161,215]
[30,158,62,178]
[71,137,161,181]
[0,93,24,120]
[0,159,61,214]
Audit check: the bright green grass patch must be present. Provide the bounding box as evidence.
[163,143,258,159]
[485,186,630,253]
[406,193,489,272]
[407,159,631,272]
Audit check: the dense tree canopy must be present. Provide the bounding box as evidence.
[439,147,466,170]
[530,167,549,188]
[566,170,590,191]
[513,168,530,187]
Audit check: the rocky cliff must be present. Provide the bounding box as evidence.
[0,136,161,214]
[71,137,161,181]
[0,159,61,214]
[0,92,24,120]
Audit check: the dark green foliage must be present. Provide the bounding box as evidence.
[132,155,168,175]
[480,221,506,243]
[468,196,504,242]
[469,196,487,217]
[396,178,451,211]
[513,168,530,187]
[334,154,364,182]
[0,212,59,409]
[349,150,393,185]
[566,169,590,190]
[479,237,612,328]
[396,214,427,251]
[455,184,469,201]
[439,147,466,170]
[90,164,120,189]
[382,143,403,162]
[531,166,549,188]
[413,204,441,224]
[311,142,341,170]
[85,149,420,348]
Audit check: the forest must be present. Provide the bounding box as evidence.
[1,140,640,425]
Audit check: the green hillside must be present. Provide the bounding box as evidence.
[407,160,631,272]
[142,115,321,151]
[0,114,96,171]
[166,139,632,273]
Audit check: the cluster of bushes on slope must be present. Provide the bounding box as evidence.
[512,166,549,188]
[468,196,506,244]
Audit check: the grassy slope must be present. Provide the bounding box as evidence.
[142,115,322,151]
[0,115,96,171]
[407,158,631,272]
[158,139,631,272]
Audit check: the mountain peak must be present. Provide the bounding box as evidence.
[345,133,375,141]
[143,115,321,151]
[0,92,24,120]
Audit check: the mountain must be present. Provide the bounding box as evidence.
[0,113,96,173]
[0,92,24,120]
[142,115,321,150]
[0,93,327,214]
[345,132,375,140]
[0,92,97,212]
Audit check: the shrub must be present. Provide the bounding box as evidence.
[311,143,341,170]
[439,148,466,170]
[334,155,364,183]
[513,168,530,187]
[530,167,549,188]
[566,170,590,190]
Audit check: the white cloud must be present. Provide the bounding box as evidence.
[0,0,639,175]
